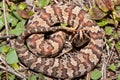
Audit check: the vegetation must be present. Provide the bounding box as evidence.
[0,0,119,80]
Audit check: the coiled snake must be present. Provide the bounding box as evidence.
[15,4,104,79]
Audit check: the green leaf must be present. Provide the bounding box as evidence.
[115,42,120,52]
[6,49,19,64]
[28,11,34,16]
[118,75,120,80]
[18,3,27,10]
[7,13,18,27]
[12,11,25,21]
[0,2,8,9]
[10,4,17,11]
[97,19,114,27]
[38,73,45,80]
[0,15,4,29]
[0,45,10,53]
[28,75,37,80]
[11,63,19,70]
[91,69,102,80]
[116,6,120,10]
[97,19,106,27]
[9,21,25,36]
[106,39,112,47]
[0,10,2,15]
[28,74,45,80]
[109,63,116,72]
[118,63,120,67]
[61,23,67,27]
[105,26,113,35]
[113,32,119,39]
[0,2,2,8]
[39,0,50,8]
[0,71,3,80]
[8,73,15,80]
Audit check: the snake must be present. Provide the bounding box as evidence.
[15,4,104,79]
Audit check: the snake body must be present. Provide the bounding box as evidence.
[15,4,103,79]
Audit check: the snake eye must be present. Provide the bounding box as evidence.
[52,23,61,26]
[44,32,52,39]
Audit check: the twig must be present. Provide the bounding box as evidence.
[2,0,9,38]
[77,0,84,8]
[115,45,120,56]
[0,35,16,40]
[2,0,10,79]
[101,54,107,80]
[6,0,11,6]
[53,0,59,4]
[106,41,115,64]
[86,72,90,80]
[0,55,25,79]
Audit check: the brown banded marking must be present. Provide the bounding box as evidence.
[15,4,104,79]
[26,4,82,57]
[26,5,67,57]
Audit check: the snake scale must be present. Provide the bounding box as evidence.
[15,4,104,79]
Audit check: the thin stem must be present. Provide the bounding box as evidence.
[2,0,9,37]
[2,0,9,80]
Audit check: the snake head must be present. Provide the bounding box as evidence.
[72,30,90,47]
